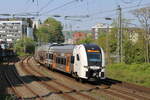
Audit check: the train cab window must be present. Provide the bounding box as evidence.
[71,56,74,64]
[77,54,80,61]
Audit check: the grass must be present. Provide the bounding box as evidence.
[106,63,150,88]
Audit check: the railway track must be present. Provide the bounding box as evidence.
[6,65,44,100]
[102,78,150,100]
[20,57,97,100]
[106,78,150,94]
[0,71,20,100]
[20,57,78,100]
[33,57,150,100]
[3,71,24,100]
[0,57,44,100]
[33,58,133,100]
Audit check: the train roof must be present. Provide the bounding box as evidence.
[49,44,76,53]
[36,44,52,52]
[36,43,101,54]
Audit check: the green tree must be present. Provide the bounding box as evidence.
[14,37,35,55]
[27,18,33,27]
[76,36,94,44]
[123,28,145,64]
[131,7,150,63]
[109,18,146,64]
[108,28,118,53]
[36,17,64,43]
[124,40,134,64]
[36,26,49,43]
[33,25,38,41]
[96,33,107,52]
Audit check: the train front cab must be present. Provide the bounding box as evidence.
[73,44,105,81]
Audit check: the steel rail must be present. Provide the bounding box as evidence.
[20,57,77,100]
[34,57,150,100]
[3,71,24,100]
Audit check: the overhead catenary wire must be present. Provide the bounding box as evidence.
[38,0,55,13]
[89,2,150,17]
[40,0,80,15]
[121,0,144,6]
[137,0,143,6]
[36,0,39,14]
[19,0,32,14]
[86,0,90,15]
[121,0,137,4]
[74,2,150,25]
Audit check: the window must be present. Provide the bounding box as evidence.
[46,53,49,59]
[60,58,66,65]
[77,54,80,61]
[87,52,102,66]
[49,54,53,59]
[61,58,63,64]
[56,57,59,63]
[71,56,74,64]
[63,58,66,65]
[58,57,61,64]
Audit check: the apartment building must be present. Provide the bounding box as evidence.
[0,18,30,43]
[92,23,112,39]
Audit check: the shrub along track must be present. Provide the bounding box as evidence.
[33,57,150,100]
[20,57,97,100]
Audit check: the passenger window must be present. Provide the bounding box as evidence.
[46,53,49,59]
[71,56,74,64]
[58,58,61,64]
[56,57,59,63]
[63,58,66,65]
[77,54,80,61]
[60,58,63,64]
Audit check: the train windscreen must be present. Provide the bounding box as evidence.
[87,52,102,66]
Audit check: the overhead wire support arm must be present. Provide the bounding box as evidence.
[64,15,89,19]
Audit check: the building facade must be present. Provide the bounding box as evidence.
[32,19,41,29]
[92,23,112,39]
[72,32,87,43]
[0,19,31,43]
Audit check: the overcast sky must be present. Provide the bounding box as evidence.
[0,0,150,30]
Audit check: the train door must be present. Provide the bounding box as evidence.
[74,51,82,78]
[73,45,88,79]
[52,53,56,69]
[66,54,70,73]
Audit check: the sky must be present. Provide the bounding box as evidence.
[0,0,150,31]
